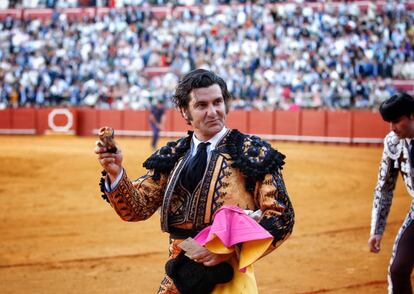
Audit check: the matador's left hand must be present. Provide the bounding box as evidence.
[188,247,234,267]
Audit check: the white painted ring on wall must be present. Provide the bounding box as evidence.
[48,109,73,132]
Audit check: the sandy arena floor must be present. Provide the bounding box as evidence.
[0,135,412,294]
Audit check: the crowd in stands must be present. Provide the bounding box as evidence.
[0,1,413,110]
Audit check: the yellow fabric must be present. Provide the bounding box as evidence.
[204,233,273,270]
[204,235,233,254]
[212,255,258,294]
[204,234,273,294]
[239,238,273,270]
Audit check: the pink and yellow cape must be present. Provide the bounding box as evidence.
[194,205,273,294]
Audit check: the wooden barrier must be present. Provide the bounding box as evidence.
[326,111,352,143]
[152,109,189,137]
[36,108,50,135]
[121,110,150,136]
[11,108,37,134]
[163,109,175,133]
[352,111,389,143]
[0,9,22,20]
[76,108,97,136]
[300,110,326,140]
[249,110,274,135]
[0,109,12,134]
[59,8,95,20]
[274,110,301,140]
[97,109,122,135]
[171,110,191,134]
[23,9,53,21]
[226,110,249,133]
[0,107,394,144]
[37,108,77,135]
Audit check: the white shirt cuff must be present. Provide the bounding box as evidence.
[104,169,124,192]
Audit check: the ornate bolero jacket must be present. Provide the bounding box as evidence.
[371,131,414,236]
[101,129,295,250]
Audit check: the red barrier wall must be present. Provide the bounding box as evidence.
[0,108,395,144]
[23,9,53,20]
[76,108,98,136]
[352,111,389,142]
[163,109,175,132]
[274,110,300,136]
[158,109,190,134]
[97,109,122,132]
[0,109,12,132]
[326,111,352,141]
[249,110,274,135]
[11,108,36,134]
[226,110,248,133]
[300,110,326,137]
[37,108,77,135]
[0,9,22,20]
[36,108,50,134]
[59,8,95,20]
[172,111,191,133]
[123,110,149,133]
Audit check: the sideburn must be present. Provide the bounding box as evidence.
[180,108,193,126]
[185,110,193,125]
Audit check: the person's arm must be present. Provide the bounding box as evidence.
[104,169,166,221]
[368,145,399,252]
[255,170,295,256]
[95,142,165,222]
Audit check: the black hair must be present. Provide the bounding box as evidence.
[171,69,232,112]
[379,92,414,122]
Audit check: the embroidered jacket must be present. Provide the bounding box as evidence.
[371,131,414,235]
[102,129,294,250]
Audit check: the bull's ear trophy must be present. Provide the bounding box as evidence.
[98,126,117,153]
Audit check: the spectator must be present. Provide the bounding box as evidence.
[0,0,412,110]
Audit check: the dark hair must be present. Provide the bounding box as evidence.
[379,92,414,122]
[171,69,232,111]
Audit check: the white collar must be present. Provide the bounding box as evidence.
[192,127,228,154]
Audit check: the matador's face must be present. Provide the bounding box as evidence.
[390,114,414,139]
[183,84,227,141]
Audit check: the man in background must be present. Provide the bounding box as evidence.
[148,99,165,150]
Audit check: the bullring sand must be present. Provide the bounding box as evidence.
[0,135,412,293]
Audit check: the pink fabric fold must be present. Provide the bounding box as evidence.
[194,205,272,247]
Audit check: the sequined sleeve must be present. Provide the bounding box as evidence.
[104,169,167,222]
[370,146,399,235]
[256,171,295,250]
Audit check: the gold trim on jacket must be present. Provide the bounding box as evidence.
[103,129,294,252]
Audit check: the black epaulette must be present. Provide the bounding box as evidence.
[143,133,192,180]
[226,130,286,192]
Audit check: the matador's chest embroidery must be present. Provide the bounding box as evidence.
[212,159,231,210]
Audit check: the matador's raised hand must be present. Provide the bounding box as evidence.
[95,126,123,181]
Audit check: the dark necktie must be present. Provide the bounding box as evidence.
[410,140,414,166]
[181,142,210,193]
